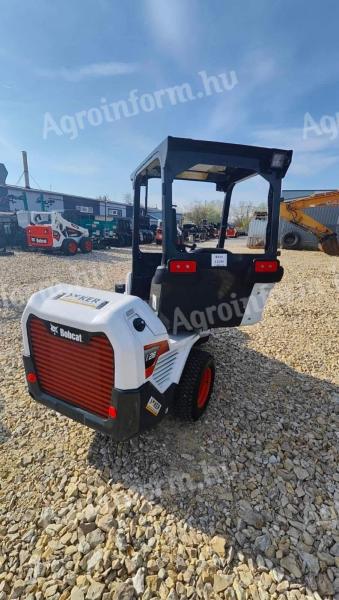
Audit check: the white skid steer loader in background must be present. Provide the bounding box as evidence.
[17,210,93,255]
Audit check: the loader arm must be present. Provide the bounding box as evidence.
[280,191,339,255]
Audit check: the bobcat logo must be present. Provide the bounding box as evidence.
[48,322,83,343]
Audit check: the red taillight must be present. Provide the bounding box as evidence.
[108,406,117,419]
[27,372,37,384]
[254,260,279,273]
[169,260,197,273]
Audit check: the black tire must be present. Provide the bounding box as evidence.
[79,237,93,253]
[282,231,301,250]
[156,239,162,245]
[93,239,102,250]
[173,348,215,421]
[62,239,78,256]
[117,234,126,247]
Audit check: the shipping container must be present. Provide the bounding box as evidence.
[247,212,267,248]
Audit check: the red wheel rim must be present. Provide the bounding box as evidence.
[85,240,92,251]
[197,366,212,409]
[69,242,77,253]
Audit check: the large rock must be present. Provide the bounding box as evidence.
[132,568,145,595]
[299,551,320,575]
[214,574,234,593]
[317,573,334,596]
[113,580,135,600]
[281,555,302,578]
[86,528,105,548]
[210,535,227,556]
[71,588,85,600]
[86,581,105,600]
[11,580,27,599]
[96,513,116,532]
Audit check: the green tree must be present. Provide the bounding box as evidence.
[184,199,223,224]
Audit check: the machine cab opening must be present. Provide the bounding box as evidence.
[128,136,292,333]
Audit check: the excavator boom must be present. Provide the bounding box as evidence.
[280,191,339,255]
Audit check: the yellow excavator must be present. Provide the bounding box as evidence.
[280,190,339,256]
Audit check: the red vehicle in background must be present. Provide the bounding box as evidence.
[155,221,183,245]
[155,224,163,245]
[226,223,238,238]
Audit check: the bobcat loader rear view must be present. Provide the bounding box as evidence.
[22,137,292,441]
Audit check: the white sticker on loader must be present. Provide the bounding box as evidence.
[211,254,227,267]
[146,397,162,416]
[55,292,109,310]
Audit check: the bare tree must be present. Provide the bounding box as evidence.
[230,201,266,230]
[184,199,267,230]
[122,193,132,205]
[184,199,223,224]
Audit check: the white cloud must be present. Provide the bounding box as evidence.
[36,61,137,82]
[200,55,278,138]
[253,126,338,153]
[289,153,339,177]
[252,127,339,176]
[144,0,191,59]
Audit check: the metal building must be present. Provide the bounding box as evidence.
[0,164,127,218]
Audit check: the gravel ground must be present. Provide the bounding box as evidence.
[0,247,338,600]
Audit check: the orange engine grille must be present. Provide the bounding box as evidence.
[28,316,114,418]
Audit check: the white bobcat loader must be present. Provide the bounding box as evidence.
[22,137,292,441]
[17,210,92,255]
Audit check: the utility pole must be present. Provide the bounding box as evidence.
[22,151,30,188]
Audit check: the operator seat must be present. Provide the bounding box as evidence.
[189,246,230,254]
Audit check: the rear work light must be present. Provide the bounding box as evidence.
[271,153,286,168]
[169,260,197,273]
[254,260,279,273]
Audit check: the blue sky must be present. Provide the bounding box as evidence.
[1,0,339,209]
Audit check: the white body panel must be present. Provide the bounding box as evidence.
[150,333,200,393]
[240,283,275,326]
[22,279,274,396]
[21,284,199,391]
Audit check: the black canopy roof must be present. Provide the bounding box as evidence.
[131,136,293,188]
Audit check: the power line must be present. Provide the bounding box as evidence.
[15,172,24,186]
[30,174,43,190]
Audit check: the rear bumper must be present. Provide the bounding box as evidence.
[23,355,172,441]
